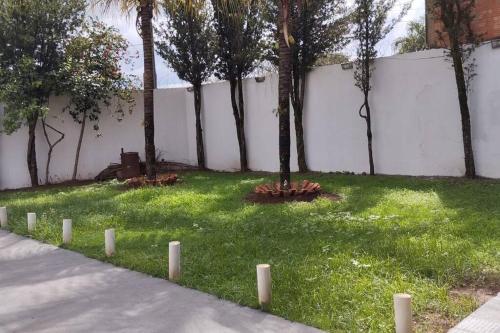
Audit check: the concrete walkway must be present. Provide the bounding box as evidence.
[0,230,322,333]
[449,293,500,333]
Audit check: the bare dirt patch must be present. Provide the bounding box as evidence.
[415,311,457,333]
[450,274,500,304]
[416,275,500,332]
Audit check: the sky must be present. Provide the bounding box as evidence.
[93,0,425,88]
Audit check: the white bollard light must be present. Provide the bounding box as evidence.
[169,241,181,282]
[394,293,413,333]
[62,219,72,244]
[256,264,272,310]
[105,229,115,257]
[0,207,7,228]
[27,213,36,232]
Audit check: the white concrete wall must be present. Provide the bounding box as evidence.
[0,88,189,189]
[1,45,500,189]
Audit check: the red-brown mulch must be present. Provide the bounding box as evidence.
[255,180,322,196]
[247,180,341,204]
[125,174,179,189]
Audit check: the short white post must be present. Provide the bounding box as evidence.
[62,219,72,244]
[169,241,181,282]
[27,213,36,232]
[394,293,412,333]
[105,229,115,257]
[256,264,272,310]
[0,207,7,228]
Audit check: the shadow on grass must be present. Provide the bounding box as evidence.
[1,172,499,331]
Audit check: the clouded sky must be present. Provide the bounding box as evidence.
[93,0,425,88]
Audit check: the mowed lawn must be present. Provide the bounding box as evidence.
[1,171,499,332]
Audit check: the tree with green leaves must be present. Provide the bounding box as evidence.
[352,0,409,175]
[394,18,427,54]
[266,0,349,173]
[429,0,480,178]
[211,0,265,172]
[93,0,160,180]
[156,0,216,169]
[315,53,350,66]
[0,0,85,187]
[61,20,136,180]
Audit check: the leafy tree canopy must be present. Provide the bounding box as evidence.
[61,19,137,128]
[265,0,350,72]
[394,18,427,54]
[156,0,216,87]
[352,0,410,93]
[211,0,266,80]
[315,53,350,66]
[0,0,86,134]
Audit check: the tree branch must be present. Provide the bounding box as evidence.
[358,102,367,119]
[42,119,65,184]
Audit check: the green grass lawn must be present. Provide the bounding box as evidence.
[1,171,499,332]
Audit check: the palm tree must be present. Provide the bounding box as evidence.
[394,18,427,54]
[93,0,158,180]
[278,0,292,188]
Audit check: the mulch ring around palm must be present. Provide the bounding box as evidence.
[125,173,179,189]
[246,180,341,204]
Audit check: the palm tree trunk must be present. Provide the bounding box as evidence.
[279,1,292,188]
[193,84,206,169]
[27,115,39,187]
[151,35,157,89]
[141,0,157,180]
[72,113,86,181]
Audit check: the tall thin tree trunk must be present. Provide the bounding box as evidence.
[237,75,248,171]
[27,115,39,187]
[229,77,248,172]
[279,2,292,188]
[293,70,308,172]
[193,84,206,169]
[141,0,157,180]
[360,17,375,176]
[361,47,375,176]
[73,113,86,181]
[364,95,375,175]
[450,42,476,178]
[292,0,308,173]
